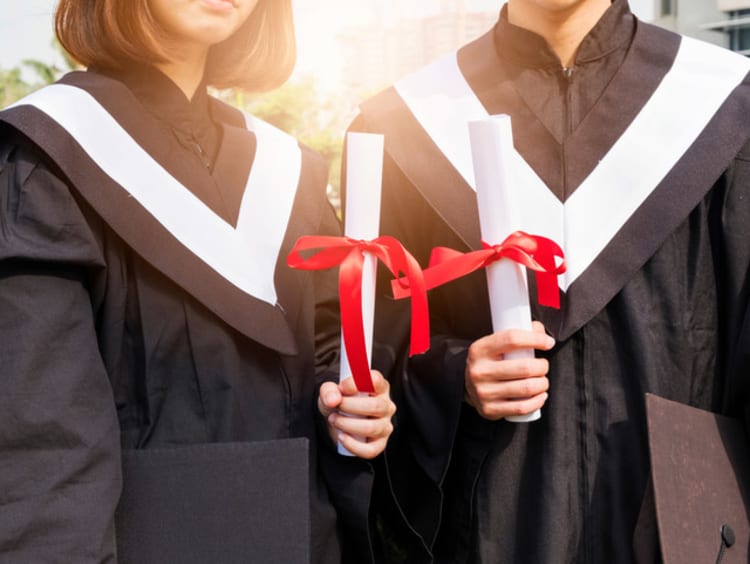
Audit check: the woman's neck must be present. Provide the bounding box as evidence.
[154,47,208,100]
[507,0,611,67]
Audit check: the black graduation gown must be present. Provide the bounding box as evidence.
[0,68,374,563]
[351,1,750,562]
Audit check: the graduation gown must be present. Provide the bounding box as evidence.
[351,1,750,562]
[0,67,374,563]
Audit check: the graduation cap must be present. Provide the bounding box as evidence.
[645,393,750,563]
[115,439,310,564]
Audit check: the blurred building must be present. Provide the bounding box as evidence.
[650,0,727,46]
[649,0,750,53]
[338,0,750,100]
[699,0,750,53]
[337,0,498,96]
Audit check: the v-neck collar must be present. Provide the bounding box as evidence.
[88,65,256,227]
[2,72,310,353]
[97,63,216,152]
[457,0,639,199]
[376,21,750,339]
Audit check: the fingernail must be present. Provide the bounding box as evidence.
[546,336,556,348]
[328,413,337,425]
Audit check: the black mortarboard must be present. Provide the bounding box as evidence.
[115,439,310,564]
[645,393,750,563]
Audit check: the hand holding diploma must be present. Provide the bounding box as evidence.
[391,230,564,421]
[463,321,555,420]
[467,115,563,422]
[335,131,388,455]
[317,372,396,459]
[387,114,564,422]
[288,132,427,456]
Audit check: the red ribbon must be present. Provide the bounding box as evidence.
[287,235,429,393]
[391,231,566,309]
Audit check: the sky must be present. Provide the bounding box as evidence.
[0,0,654,86]
[0,0,63,70]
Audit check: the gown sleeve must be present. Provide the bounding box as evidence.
[313,196,344,381]
[0,137,122,563]
[717,139,750,431]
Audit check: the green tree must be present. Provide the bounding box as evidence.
[0,40,76,108]
[0,67,34,108]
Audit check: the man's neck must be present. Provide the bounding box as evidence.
[506,0,612,67]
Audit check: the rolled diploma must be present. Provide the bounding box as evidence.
[338,132,384,454]
[468,115,540,422]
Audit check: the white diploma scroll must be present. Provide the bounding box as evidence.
[468,115,540,423]
[338,132,385,454]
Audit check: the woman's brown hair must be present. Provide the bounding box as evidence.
[54,0,296,92]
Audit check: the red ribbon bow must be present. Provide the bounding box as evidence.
[392,231,566,309]
[287,235,429,393]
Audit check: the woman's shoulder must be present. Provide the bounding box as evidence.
[0,127,103,265]
[0,127,72,217]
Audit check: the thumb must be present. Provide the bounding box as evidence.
[318,381,342,417]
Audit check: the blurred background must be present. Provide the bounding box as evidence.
[0,0,742,201]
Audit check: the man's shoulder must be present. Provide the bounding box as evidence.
[357,84,411,132]
[357,26,495,131]
[358,48,468,131]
